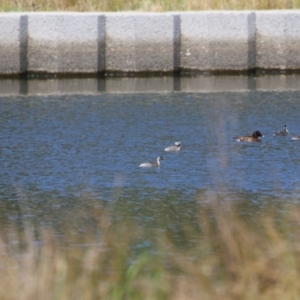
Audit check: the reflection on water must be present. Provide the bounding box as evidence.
[1,76,300,245]
[2,74,300,95]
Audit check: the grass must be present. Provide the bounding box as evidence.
[0,199,300,299]
[1,0,300,12]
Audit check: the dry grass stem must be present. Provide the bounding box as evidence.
[0,200,300,299]
[1,0,300,11]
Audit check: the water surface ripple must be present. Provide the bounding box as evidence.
[1,90,300,233]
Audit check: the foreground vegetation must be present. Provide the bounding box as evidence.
[2,0,300,12]
[1,199,300,300]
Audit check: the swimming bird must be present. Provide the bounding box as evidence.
[139,156,163,168]
[164,141,181,152]
[291,135,300,141]
[273,125,289,136]
[235,131,263,142]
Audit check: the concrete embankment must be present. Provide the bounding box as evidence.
[1,11,300,75]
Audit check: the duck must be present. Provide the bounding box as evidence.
[273,125,289,136]
[164,141,181,152]
[139,156,163,168]
[235,131,263,142]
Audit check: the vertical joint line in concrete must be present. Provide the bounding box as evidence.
[173,14,181,73]
[283,13,287,68]
[19,15,28,94]
[173,14,181,91]
[97,14,106,92]
[97,15,106,74]
[19,15,28,75]
[247,12,256,72]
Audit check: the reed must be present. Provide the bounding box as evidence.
[0,199,300,300]
[1,0,300,12]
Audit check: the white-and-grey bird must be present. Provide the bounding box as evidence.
[164,141,181,152]
[139,156,163,168]
[274,125,289,136]
[291,135,300,141]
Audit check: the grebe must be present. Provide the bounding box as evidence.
[164,141,181,152]
[139,156,163,168]
[274,125,289,136]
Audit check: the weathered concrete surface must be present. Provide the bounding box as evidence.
[0,14,26,74]
[105,13,174,72]
[27,13,100,73]
[256,11,300,70]
[1,11,300,75]
[180,12,255,71]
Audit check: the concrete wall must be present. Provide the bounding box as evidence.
[1,11,300,75]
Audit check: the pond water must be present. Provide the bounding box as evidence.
[1,75,300,243]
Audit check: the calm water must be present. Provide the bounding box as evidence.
[1,76,300,242]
